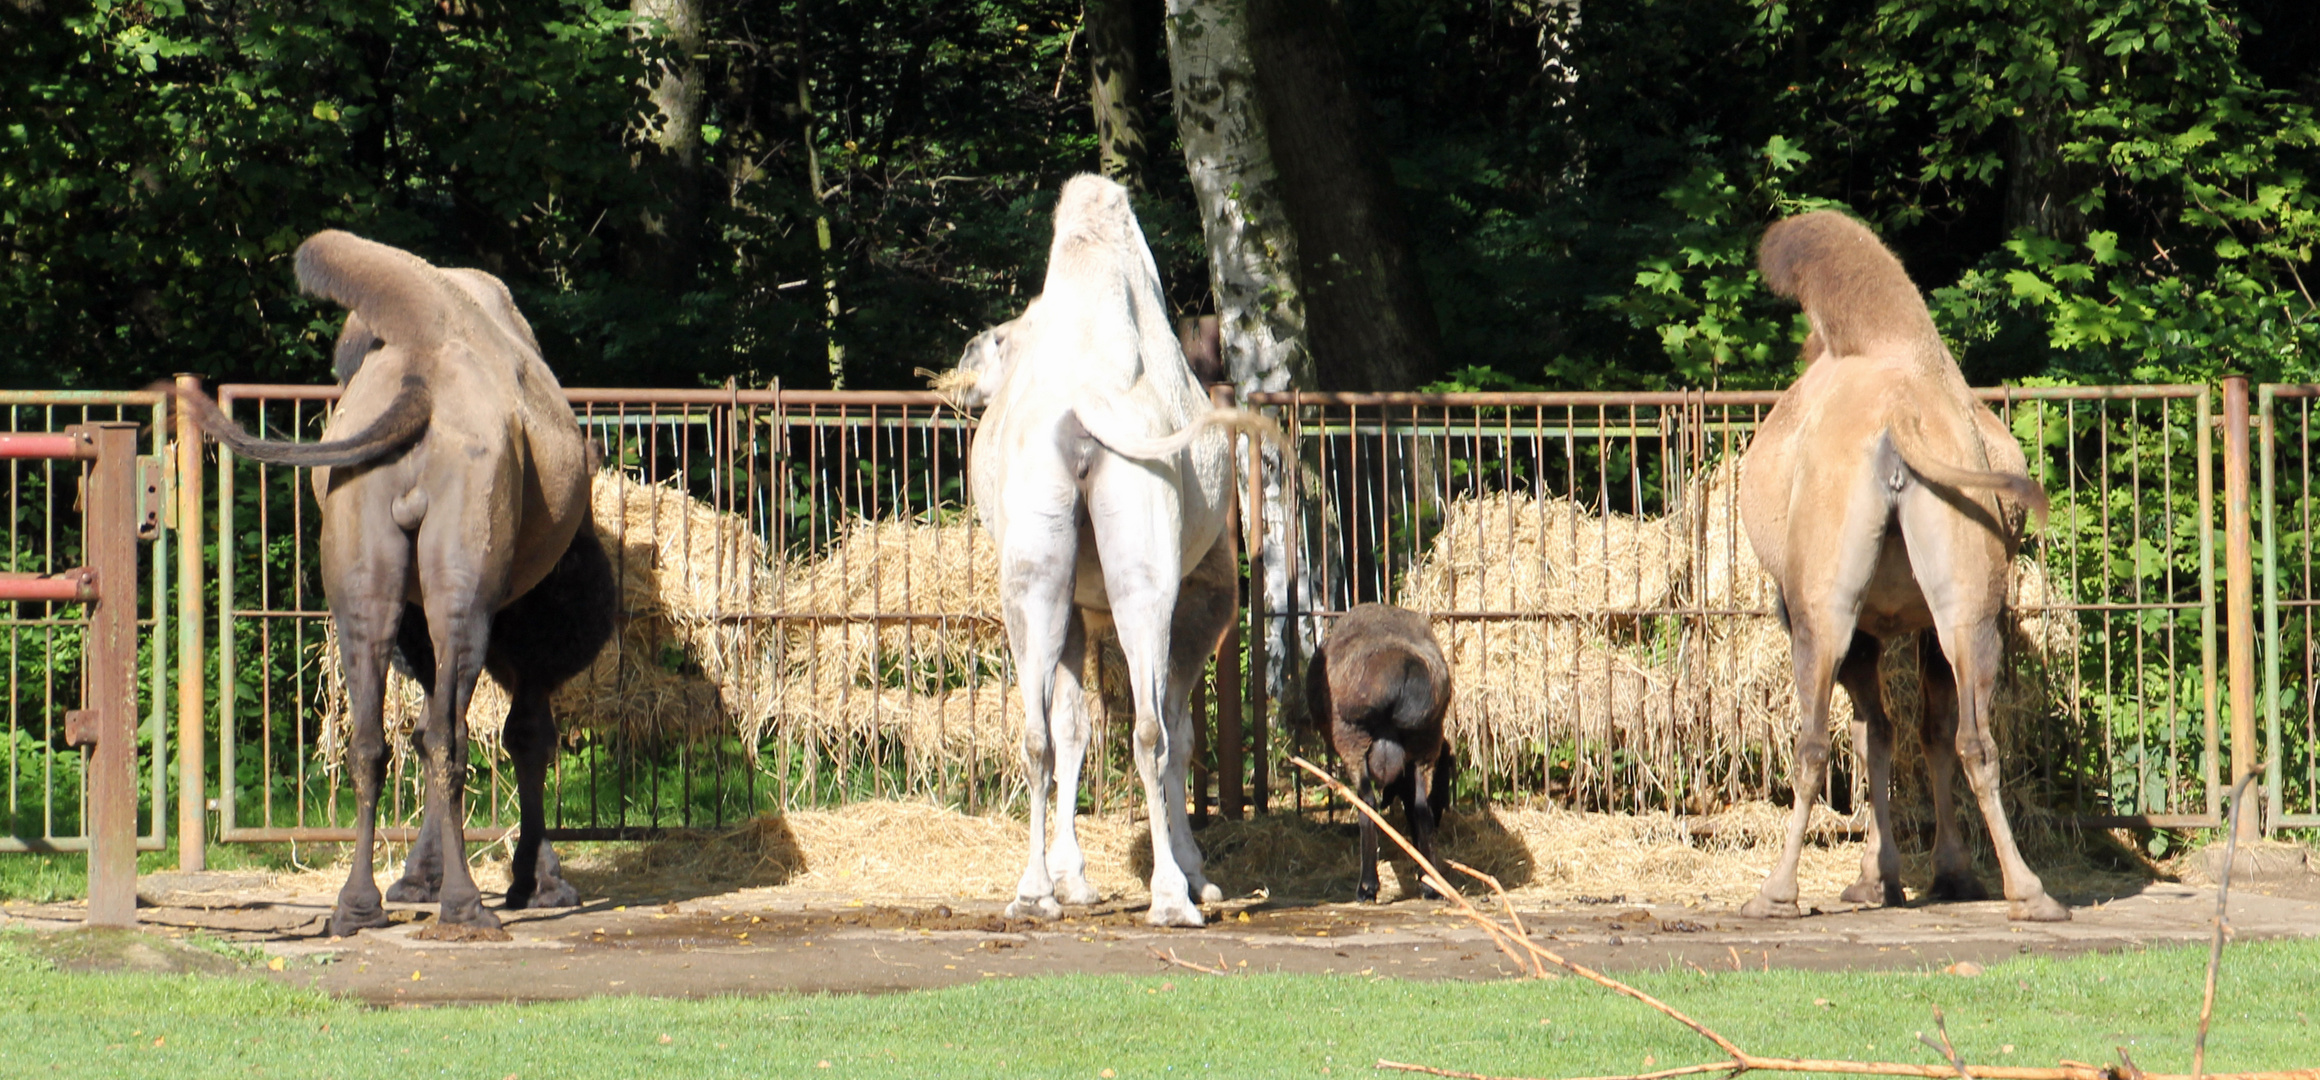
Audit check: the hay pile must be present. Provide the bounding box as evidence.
[1400,455,2081,802]
[766,517,1023,780]
[318,471,783,771]
[315,471,1046,788]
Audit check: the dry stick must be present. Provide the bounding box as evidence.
[1147,946,1228,976]
[2194,771,2261,1080]
[1280,758,2320,1080]
[1917,1005,1970,1080]
[1451,859,1550,979]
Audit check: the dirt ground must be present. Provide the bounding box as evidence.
[6,811,2316,1006]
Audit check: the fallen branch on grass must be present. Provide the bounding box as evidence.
[1279,756,2316,1080]
[1148,946,1229,976]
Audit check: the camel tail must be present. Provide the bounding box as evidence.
[1888,415,2051,533]
[1758,210,1939,358]
[1067,391,1290,462]
[295,230,452,354]
[161,376,432,468]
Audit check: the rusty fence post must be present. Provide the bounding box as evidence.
[2221,375,2261,840]
[175,375,207,871]
[1211,384,1246,820]
[84,422,143,925]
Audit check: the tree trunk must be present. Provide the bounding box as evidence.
[1247,0,1441,392]
[1086,0,1149,191]
[1166,0,1322,804]
[633,0,709,283]
[1165,0,1312,395]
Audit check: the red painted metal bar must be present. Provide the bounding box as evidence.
[0,432,94,460]
[0,570,97,602]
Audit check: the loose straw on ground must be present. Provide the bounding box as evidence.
[1281,756,2316,1080]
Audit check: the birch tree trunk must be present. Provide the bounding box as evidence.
[1087,0,1149,190]
[632,0,708,283]
[1167,0,1322,807]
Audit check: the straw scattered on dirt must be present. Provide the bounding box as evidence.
[260,797,2152,911]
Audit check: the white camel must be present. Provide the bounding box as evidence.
[943,174,1280,927]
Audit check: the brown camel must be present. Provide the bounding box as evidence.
[170,231,599,936]
[1737,209,2068,922]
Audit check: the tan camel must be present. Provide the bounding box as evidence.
[1738,210,2068,922]
[948,175,1281,926]
[170,231,600,936]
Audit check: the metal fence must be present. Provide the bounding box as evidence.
[2260,384,2320,828]
[0,393,170,856]
[1244,386,2224,826]
[208,385,1253,844]
[0,380,2280,857]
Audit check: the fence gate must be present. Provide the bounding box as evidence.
[0,393,170,922]
[2259,384,2320,829]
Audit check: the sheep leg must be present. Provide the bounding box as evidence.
[1404,762,1443,901]
[1355,775,1384,902]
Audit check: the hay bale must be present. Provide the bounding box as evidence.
[1401,491,1686,616]
[315,471,776,774]
[1397,458,2076,805]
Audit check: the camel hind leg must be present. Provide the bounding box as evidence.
[1045,612,1100,907]
[1916,638,1987,901]
[322,517,410,938]
[1835,632,1904,907]
[1161,540,1238,906]
[1930,616,2067,921]
[1000,521,1078,921]
[1901,495,2067,922]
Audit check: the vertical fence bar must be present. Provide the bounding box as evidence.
[2260,384,2283,831]
[174,376,206,870]
[2222,374,2259,839]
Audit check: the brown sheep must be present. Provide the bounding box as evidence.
[1306,603,1455,902]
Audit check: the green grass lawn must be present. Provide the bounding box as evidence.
[0,932,2314,1080]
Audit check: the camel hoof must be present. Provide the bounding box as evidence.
[1194,881,1224,905]
[1738,895,1802,919]
[1006,896,1062,921]
[1418,882,1444,901]
[384,878,439,904]
[1055,876,1100,907]
[1356,882,1381,903]
[1840,879,1904,907]
[1928,871,1990,903]
[438,896,503,932]
[1146,896,1206,928]
[328,904,391,938]
[2010,894,2070,922]
[504,875,579,912]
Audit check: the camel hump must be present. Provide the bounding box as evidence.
[1758,210,1939,358]
[295,230,453,354]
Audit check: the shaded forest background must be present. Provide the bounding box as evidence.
[4,0,2316,393]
